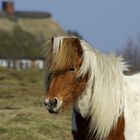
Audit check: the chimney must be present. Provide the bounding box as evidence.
[2,0,15,15]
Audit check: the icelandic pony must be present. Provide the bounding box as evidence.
[43,36,140,140]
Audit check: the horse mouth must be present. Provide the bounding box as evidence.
[48,107,61,114]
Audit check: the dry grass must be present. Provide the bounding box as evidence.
[0,68,72,140]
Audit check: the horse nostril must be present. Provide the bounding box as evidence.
[49,98,58,107]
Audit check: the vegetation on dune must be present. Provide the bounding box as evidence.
[67,30,83,39]
[0,26,42,59]
[117,36,140,73]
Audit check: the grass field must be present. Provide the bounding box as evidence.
[0,68,72,140]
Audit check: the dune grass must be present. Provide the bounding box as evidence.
[0,68,72,140]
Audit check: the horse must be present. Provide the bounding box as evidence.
[43,36,140,140]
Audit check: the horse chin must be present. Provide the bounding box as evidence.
[48,106,62,114]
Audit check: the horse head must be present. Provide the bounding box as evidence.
[44,37,88,113]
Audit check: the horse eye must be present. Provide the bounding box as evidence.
[76,77,81,82]
[69,68,75,71]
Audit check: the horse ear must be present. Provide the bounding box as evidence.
[73,38,83,55]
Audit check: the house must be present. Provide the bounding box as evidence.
[0,0,66,70]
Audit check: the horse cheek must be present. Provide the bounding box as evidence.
[71,82,86,100]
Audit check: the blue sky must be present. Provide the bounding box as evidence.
[1,0,140,52]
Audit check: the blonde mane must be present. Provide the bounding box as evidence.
[79,40,128,139]
[44,36,128,139]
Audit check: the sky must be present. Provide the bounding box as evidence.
[1,0,140,53]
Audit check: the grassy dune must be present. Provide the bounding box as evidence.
[0,69,72,140]
[0,18,65,39]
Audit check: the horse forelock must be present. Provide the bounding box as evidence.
[77,40,128,139]
[44,36,83,73]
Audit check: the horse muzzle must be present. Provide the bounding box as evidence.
[44,97,62,113]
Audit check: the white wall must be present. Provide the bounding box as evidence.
[0,59,7,67]
[0,59,44,70]
[35,60,44,69]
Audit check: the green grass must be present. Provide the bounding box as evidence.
[0,27,42,58]
[0,68,72,140]
[0,128,8,134]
